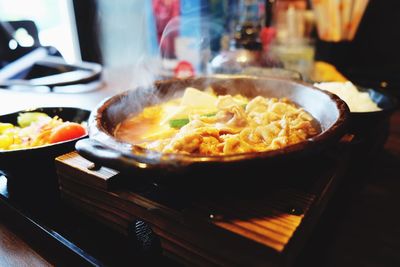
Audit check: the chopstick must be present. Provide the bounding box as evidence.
[347,0,369,40]
[311,0,370,42]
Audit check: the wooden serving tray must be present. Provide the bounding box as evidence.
[56,146,350,267]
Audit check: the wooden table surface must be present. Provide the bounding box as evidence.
[1,71,400,266]
[0,222,51,267]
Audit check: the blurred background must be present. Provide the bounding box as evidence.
[1,0,399,94]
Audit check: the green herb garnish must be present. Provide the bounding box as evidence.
[169,113,216,129]
[169,118,190,129]
[169,105,245,129]
[203,112,216,117]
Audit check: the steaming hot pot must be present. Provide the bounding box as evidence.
[76,76,348,186]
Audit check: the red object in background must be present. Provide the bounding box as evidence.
[174,60,195,78]
[152,0,180,58]
[260,27,276,53]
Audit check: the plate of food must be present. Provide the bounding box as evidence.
[76,76,349,186]
[0,107,89,181]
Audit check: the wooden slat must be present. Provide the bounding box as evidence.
[56,152,119,190]
[215,221,286,251]
[60,190,130,235]
[60,185,136,225]
[153,227,230,266]
[190,201,302,227]
[202,197,310,252]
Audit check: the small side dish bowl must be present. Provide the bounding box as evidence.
[313,82,397,133]
[0,107,90,187]
[349,86,397,134]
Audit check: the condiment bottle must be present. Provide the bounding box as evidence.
[210,0,282,74]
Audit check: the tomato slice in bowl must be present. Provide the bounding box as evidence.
[49,122,87,144]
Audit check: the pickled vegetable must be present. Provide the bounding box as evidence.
[17,112,50,127]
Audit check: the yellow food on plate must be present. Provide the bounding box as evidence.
[115,88,318,155]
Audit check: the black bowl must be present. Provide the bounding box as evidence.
[0,107,90,190]
[349,86,397,135]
